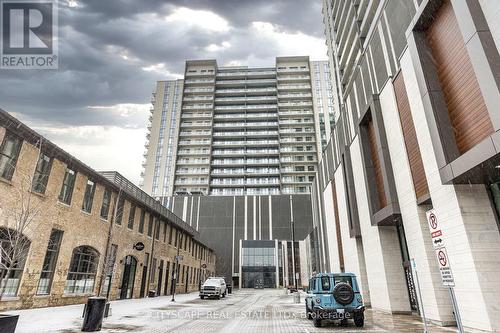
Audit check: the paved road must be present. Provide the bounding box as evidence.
[13,289,457,332]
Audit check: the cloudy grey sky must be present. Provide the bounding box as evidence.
[0,0,327,184]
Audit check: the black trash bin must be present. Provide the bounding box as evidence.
[82,297,107,332]
[227,285,232,294]
[0,314,19,333]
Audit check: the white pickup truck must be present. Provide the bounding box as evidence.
[199,277,227,299]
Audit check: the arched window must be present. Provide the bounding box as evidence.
[0,227,30,297]
[64,246,99,294]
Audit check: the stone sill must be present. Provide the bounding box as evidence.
[0,177,13,186]
[0,296,20,302]
[62,293,94,298]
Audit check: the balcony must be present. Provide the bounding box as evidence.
[180,122,212,128]
[210,179,245,186]
[181,113,212,119]
[277,75,310,83]
[212,130,278,137]
[279,128,315,135]
[183,96,214,102]
[246,149,279,155]
[280,157,317,163]
[176,169,209,175]
[277,67,309,74]
[246,168,280,175]
[279,120,315,126]
[214,96,277,104]
[210,189,245,196]
[278,101,313,108]
[212,149,246,156]
[246,188,281,195]
[184,79,215,85]
[216,79,276,86]
[212,140,246,146]
[281,167,316,173]
[215,87,277,95]
[245,178,280,185]
[278,93,312,99]
[177,150,210,156]
[246,159,280,165]
[212,159,246,166]
[178,140,211,146]
[184,87,214,94]
[246,139,279,146]
[182,104,213,110]
[278,110,313,116]
[175,180,209,185]
[280,147,316,154]
[213,104,277,112]
[277,84,311,91]
[179,131,212,137]
[211,168,245,176]
[176,159,209,165]
[216,70,275,77]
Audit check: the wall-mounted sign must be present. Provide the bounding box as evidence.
[133,242,145,251]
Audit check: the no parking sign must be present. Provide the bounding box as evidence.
[426,209,455,287]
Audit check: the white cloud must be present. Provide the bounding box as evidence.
[141,63,183,78]
[250,21,327,60]
[32,124,147,185]
[165,7,230,32]
[205,41,231,52]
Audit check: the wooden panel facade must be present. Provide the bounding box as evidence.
[331,180,344,271]
[393,72,430,200]
[367,119,387,209]
[426,0,493,154]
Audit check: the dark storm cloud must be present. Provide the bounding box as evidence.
[0,0,325,127]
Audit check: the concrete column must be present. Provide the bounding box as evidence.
[322,181,342,271]
[333,166,371,305]
[350,136,411,313]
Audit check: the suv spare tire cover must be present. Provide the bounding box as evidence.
[333,282,354,305]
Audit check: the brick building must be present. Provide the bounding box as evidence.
[0,109,215,311]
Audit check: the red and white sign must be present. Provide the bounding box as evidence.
[426,209,444,249]
[427,209,455,287]
[434,246,455,287]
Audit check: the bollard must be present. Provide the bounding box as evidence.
[294,292,300,303]
[82,297,107,332]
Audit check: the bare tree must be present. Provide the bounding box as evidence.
[97,188,123,298]
[0,138,45,300]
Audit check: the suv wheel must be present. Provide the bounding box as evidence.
[200,295,205,299]
[305,305,312,320]
[332,282,354,305]
[354,313,364,327]
[313,317,322,327]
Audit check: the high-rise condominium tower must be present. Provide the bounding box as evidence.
[141,57,335,198]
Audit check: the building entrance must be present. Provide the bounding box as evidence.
[241,240,276,288]
[120,255,137,299]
